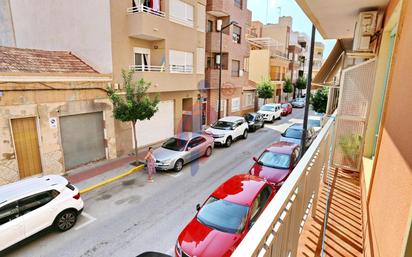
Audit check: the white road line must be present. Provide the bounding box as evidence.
[164,172,183,178]
[75,211,97,230]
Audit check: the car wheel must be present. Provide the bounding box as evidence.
[242,130,248,139]
[261,122,264,128]
[54,209,78,232]
[277,115,281,120]
[225,137,233,147]
[271,116,275,123]
[174,159,184,172]
[205,146,212,157]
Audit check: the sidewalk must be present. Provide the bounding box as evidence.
[66,146,153,192]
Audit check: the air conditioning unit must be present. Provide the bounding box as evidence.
[353,11,378,52]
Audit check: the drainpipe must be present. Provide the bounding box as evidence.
[300,24,316,157]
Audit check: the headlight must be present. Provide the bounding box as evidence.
[215,134,225,138]
[160,159,172,165]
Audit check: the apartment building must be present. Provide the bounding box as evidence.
[312,42,325,79]
[248,17,292,104]
[1,0,206,156]
[204,0,253,121]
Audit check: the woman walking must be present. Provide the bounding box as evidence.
[144,147,156,183]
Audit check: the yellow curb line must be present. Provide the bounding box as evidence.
[79,164,145,194]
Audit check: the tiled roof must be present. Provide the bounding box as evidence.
[0,46,98,74]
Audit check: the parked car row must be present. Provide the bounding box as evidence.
[175,115,325,257]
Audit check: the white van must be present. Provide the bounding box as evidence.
[0,175,84,251]
[257,103,282,122]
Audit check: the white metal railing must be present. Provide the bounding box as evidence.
[127,5,166,17]
[232,115,336,257]
[169,65,193,73]
[129,65,167,72]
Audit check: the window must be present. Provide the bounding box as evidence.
[196,48,205,74]
[207,20,213,32]
[234,0,242,8]
[0,202,19,225]
[169,0,194,27]
[249,185,272,228]
[231,60,240,77]
[133,47,150,71]
[231,97,241,112]
[197,197,249,234]
[188,136,206,148]
[18,190,59,216]
[232,25,241,44]
[197,4,206,32]
[169,50,193,73]
[243,57,249,72]
[207,57,213,68]
[244,92,255,107]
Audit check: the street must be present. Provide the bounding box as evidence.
[3,108,308,257]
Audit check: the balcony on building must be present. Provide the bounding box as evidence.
[206,0,233,17]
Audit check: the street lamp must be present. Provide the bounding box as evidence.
[217,20,238,120]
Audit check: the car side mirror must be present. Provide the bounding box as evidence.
[196,203,201,211]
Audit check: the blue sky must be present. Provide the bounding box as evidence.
[247,0,335,58]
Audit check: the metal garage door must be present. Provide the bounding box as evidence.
[60,112,106,170]
[135,100,174,147]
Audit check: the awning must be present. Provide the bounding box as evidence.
[312,38,353,86]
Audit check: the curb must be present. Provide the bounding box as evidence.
[79,164,145,194]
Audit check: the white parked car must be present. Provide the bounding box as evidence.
[258,104,282,122]
[205,116,249,147]
[0,175,84,251]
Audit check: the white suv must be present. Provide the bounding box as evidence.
[258,104,282,122]
[205,116,249,147]
[0,175,84,251]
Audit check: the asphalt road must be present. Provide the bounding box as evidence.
[3,108,308,257]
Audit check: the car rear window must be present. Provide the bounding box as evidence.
[284,128,302,139]
[197,197,249,234]
[259,151,291,169]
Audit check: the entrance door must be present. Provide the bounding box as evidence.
[11,117,42,178]
[60,112,106,170]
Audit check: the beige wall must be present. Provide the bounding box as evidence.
[366,0,412,257]
[0,80,116,185]
[8,0,113,73]
[249,49,270,83]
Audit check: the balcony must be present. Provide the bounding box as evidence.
[130,65,200,93]
[206,0,232,17]
[206,32,232,53]
[205,69,247,89]
[127,5,168,40]
[232,116,365,257]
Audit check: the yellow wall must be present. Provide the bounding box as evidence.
[249,49,270,83]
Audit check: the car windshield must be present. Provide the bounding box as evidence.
[197,197,249,234]
[284,128,302,139]
[261,105,275,111]
[161,137,188,151]
[281,104,289,108]
[258,151,291,169]
[309,119,321,127]
[244,114,255,122]
[212,121,233,130]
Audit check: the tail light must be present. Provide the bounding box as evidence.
[73,193,81,200]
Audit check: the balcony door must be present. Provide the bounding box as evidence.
[134,47,150,71]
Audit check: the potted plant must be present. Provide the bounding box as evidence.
[338,133,362,168]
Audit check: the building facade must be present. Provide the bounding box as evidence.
[204,0,253,121]
[0,46,115,185]
[1,0,206,157]
[312,42,325,79]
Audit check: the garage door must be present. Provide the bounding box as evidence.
[60,112,106,170]
[135,100,174,147]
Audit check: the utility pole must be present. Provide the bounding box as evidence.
[300,24,316,157]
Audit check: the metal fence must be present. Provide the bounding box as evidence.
[232,115,335,257]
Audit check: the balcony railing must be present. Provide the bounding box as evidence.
[169,65,193,73]
[127,5,166,17]
[232,115,336,257]
[129,65,167,72]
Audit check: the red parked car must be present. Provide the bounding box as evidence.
[249,141,300,188]
[281,102,293,116]
[175,174,276,257]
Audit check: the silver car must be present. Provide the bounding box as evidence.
[153,132,214,172]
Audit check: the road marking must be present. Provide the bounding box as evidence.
[75,212,97,230]
[164,172,183,178]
